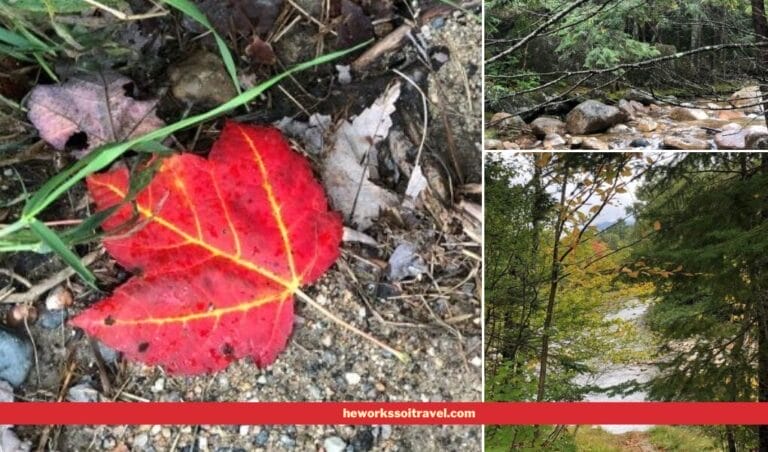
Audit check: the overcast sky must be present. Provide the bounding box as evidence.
[493,153,675,226]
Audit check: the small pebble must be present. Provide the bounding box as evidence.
[39,308,67,329]
[161,427,171,439]
[351,428,375,451]
[150,425,161,435]
[133,433,149,448]
[256,375,267,385]
[45,286,73,310]
[239,425,249,436]
[198,436,208,450]
[151,378,165,393]
[380,425,392,440]
[321,334,333,347]
[279,434,295,448]
[307,384,322,400]
[254,428,269,446]
[67,382,100,402]
[344,372,361,386]
[101,436,117,449]
[470,356,482,367]
[96,341,120,364]
[0,325,33,387]
[323,436,347,452]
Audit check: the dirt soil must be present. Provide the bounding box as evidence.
[0,1,482,450]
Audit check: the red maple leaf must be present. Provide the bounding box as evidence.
[71,122,343,374]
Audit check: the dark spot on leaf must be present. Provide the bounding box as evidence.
[222,342,234,357]
[138,342,150,353]
[65,131,89,151]
[104,315,115,326]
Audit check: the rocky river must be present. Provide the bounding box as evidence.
[572,299,657,434]
[487,86,768,151]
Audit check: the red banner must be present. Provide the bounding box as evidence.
[3,402,768,425]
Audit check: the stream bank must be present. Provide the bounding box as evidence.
[487,86,768,150]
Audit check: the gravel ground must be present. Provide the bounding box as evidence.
[1,3,482,451]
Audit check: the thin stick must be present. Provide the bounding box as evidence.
[1,250,101,304]
[294,288,409,363]
[392,69,428,166]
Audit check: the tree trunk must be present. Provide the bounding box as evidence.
[535,165,570,403]
[725,426,736,452]
[758,151,768,451]
[751,0,768,126]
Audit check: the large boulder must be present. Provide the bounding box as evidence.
[729,86,764,114]
[715,124,768,150]
[565,100,627,135]
[670,107,708,121]
[530,117,566,138]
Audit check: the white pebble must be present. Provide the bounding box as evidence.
[470,356,482,367]
[151,378,165,393]
[344,372,361,386]
[239,425,250,436]
[323,436,346,452]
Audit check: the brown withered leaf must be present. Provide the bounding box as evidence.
[26,72,164,155]
[195,0,282,38]
[245,36,277,65]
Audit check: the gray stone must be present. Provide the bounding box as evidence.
[530,116,566,138]
[0,326,32,388]
[566,100,627,135]
[489,112,526,132]
[729,86,764,113]
[716,125,768,150]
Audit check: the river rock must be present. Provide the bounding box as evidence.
[635,117,657,132]
[0,326,32,388]
[581,137,609,150]
[542,133,566,149]
[715,125,768,150]
[618,99,635,119]
[629,100,647,115]
[669,107,708,121]
[485,139,502,150]
[530,116,566,138]
[729,86,764,113]
[502,141,520,150]
[625,88,655,104]
[663,135,709,150]
[746,132,768,149]
[607,124,632,134]
[566,100,627,135]
[629,138,651,148]
[490,112,526,132]
[716,109,746,120]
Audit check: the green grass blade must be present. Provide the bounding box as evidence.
[160,0,241,95]
[29,219,97,287]
[0,25,36,49]
[20,40,370,220]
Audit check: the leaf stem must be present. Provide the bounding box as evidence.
[294,289,409,363]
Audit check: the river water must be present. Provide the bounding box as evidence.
[573,299,657,434]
